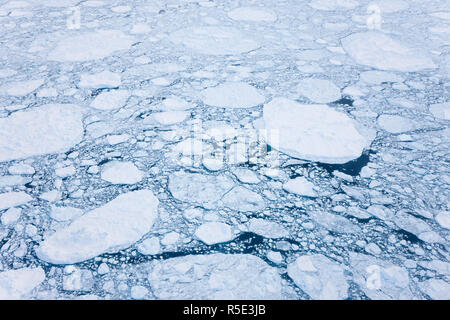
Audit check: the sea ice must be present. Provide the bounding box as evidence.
[0,191,33,211]
[147,254,285,299]
[429,102,450,120]
[90,90,130,110]
[283,177,317,197]
[297,78,341,103]
[378,115,414,133]
[195,222,233,245]
[287,254,349,299]
[227,7,277,22]
[0,78,44,96]
[101,161,143,185]
[79,71,121,88]
[262,98,371,164]
[221,186,265,212]
[0,267,45,299]
[248,218,288,238]
[202,82,265,108]
[341,32,436,72]
[0,104,84,162]
[48,30,135,62]
[168,172,234,209]
[36,190,159,264]
[169,27,259,55]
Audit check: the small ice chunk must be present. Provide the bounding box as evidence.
[297,78,341,103]
[1,207,22,225]
[55,165,75,178]
[262,98,371,164]
[39,190,60,202]
[160,97,193,111]
[8,164,35,175]
[429,102,450,120]
[97,263,109,275]
[232,168,259,184]
[341,31,436,72]
[221,186,265,212]
[0,267,45,299]
[309,0,358,10]
[227,7,277,22]
[36,190,159,264]
[0,175,31,187]
[202,82,265,108]
[79,71,121,88]
[106,134,130,145]
[169,26,259,55]
[90,90,130,110]
[248,218,288,238]
[48,30,135,62]
[161,232,180,246]
[308,211,361,234]
[267,251,283,264]
[101,161,143,185]
[287,254,349,299]
[146,111,189,125]
[435,212,450,230]
[168,172,234,209]
[63,267,93,291]
[283,177,317,197]
[130,285,148,299]
[0,192,32,210]
[378,115,414,133]
[137,237,161,255]
[195,222,233,245]
[131,23,151,34]
[0,104,84,162]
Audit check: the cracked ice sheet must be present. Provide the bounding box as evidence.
[0,0,449,301]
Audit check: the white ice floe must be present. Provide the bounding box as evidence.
[130,286,148,299]
[0,78,44,96]
[160,97,193,111]
[373,0,409,13]
[309,0,359,10]
[418,279,450,300]
[283,177,317,197]
[202,82,265,108]
[101,161,143,185]
[0,267,45,299]
[79,71,121,88]
[232,168,260,184]
[429,102,450,120]
[308,211,361,234]
[297,78,341,103]
[221,186,265,212]
[195,222,233,245]
[341,31,436,72]
[90,90,130,110]
[377,114,414,133]
[48,30,135,62]
[227,7,277,22]
[168,172,234,209]
[147,254,285,299]
[137,237,161,255]
[248,218,288,238]
[145,111,189,125]
[262,98,371,164]
[349,252,414,299]
[359,71,404,85]
[49,206,83,222]
[287,254,349,299]
[1,207,21,225]
[0,191,32,211]
[36,189,159,264]
[435,212,450,230]
[169,26,259,55]
[0,104,84,162]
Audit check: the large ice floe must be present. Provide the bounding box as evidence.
[0,0,448,301]
[262,98,372,164]
[36,190,159,264]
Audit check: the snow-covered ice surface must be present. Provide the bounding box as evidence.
[0,0,449,300]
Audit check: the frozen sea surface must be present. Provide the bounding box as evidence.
[0,0,449,300]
